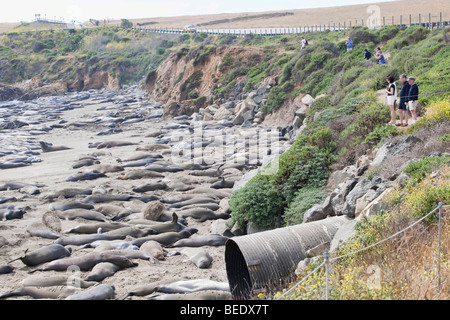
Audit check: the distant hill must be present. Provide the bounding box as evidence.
[105,0,448,29]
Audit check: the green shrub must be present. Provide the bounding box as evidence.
[363,124,399,145]
[282,187,327,225]
[229,174,284,229]
[402,155,450,186]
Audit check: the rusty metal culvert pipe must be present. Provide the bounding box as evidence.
[225,216,351,299]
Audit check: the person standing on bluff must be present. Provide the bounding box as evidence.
[397,74,410,127]
[375,50,386,64]
[345,37,353,52]
[385,74,398,125]
[364,48,372,60]
[301,36,308,50]
[407,76,419,124]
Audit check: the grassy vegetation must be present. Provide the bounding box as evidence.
[0,27,177,85]
[228,26,450,230]
[269,163,449,300]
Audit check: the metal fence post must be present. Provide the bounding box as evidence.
[437,202,443,295]
[324,251,330,300]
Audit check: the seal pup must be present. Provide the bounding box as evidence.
[39,141,71,152]
[85,262,122,282]
[180,248,213,269]
[140,240,166,261]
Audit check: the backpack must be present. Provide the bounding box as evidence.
[305,39,308,45]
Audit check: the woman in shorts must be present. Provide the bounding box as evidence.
[385,75,397,125]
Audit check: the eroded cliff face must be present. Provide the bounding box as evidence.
[145,46,268,116]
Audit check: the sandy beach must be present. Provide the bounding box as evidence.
[0,85,288,300]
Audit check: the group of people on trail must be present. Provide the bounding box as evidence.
[385,74,419,127]
[346,37,386,64]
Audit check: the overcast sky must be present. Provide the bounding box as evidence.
[1,0,396,23]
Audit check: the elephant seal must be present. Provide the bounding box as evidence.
[132,182,168,193]
[96,164,124,173]
[0,265,14,275]
[39,141,71,152]
[65,284,115,300]
[44,188,92,200]
[55,209,109,222]
[180,248,213,269]
[178,203,221,211]
[189,168,223,177]
[168,234,229,248]
[96,141,135,149]
[80,194,134,204]
[72,158,100,169]
[63,222,129,234]
[13,244,71,266]
[26,224,63,240]
[22,275,96,288]
[0,286,77,300]
[121,157,158,168]
[49,201,94,211]
[150,291,232,300]
[104,226,156,238]
[31,252,136,272]
[136,144,170,152]
[122,152,163,162]
[156,279,230,294]
[55,233,126,246]
[66,171,107,182]
[140,240,166,261]
[183,187,233,199]
[132,213,197,235]
[176,208,230,222]
[168,197,220,209]
[85,262,122,282]
[117,169,164,180]
[211,177,235,189]
[131,230,193,248]
[0,205,26,220]
[119,279,173,299]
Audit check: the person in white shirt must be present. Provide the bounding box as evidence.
[301,37,307,50]
[385,74,398,125]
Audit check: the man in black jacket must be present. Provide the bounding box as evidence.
[407,76,419,124]
[397,74,410,127]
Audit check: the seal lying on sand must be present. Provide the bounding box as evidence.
[39,141,71,152]
[12,244,71,266]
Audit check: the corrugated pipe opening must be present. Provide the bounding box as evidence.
[224,239,252,300]
[225,216,350,300]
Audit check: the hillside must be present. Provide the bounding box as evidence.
[106,0,448,29]
[0,20,449,300]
